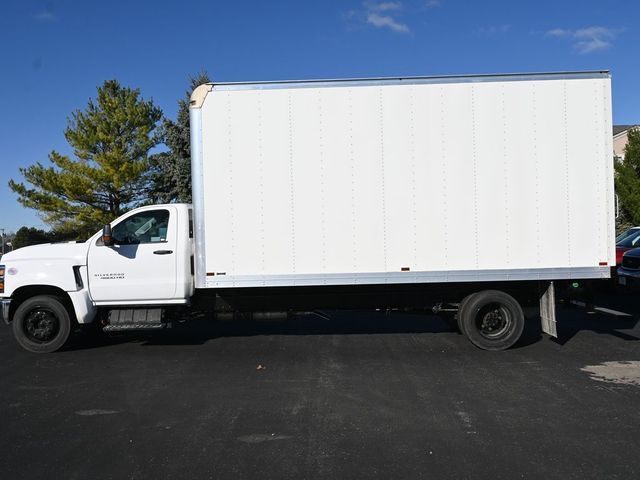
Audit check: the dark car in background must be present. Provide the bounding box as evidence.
[616,226,640,265]
[617,247,640,286]
[616,227,640,243]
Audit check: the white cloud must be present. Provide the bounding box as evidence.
[372,2,403,11]
[367,11,410,33]
[366,2,410,33]
[545,26,620,54]
[545,28,570,38]
[345,2,411,34]
[34,10,56,21]
[425,0,441,7]
[574,26,617,53]
[476,24,511,35]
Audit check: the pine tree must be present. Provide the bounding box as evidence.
[615,127,640,230]
[9,80,163,237]
[151,72,211,203]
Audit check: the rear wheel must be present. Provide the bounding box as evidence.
[458,290,524,351]
[12,295,72,353]
[456,293,476,335]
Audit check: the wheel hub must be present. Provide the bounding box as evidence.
[477,304,511,339]
[24,310,59,342]
[482,310,504,332]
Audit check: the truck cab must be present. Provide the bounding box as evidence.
[1,204,194,353]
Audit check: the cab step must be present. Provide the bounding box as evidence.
[102,308,168,332]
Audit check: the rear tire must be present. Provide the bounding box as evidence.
[12,295,72,353]
[458,290,524,351]
[456,293,476,335]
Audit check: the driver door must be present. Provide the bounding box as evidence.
[88,207,177,303]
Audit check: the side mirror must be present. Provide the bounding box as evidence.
[102,224,114,247]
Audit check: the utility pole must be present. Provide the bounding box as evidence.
[0,228,4,256]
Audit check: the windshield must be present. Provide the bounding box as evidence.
[617,230,640,248]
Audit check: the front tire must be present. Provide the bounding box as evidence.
[12,295,72,353]
[458,290,524,351]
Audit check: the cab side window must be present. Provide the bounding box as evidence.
[111,210,170,245]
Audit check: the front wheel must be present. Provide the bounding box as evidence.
[12,295,72,353]
[458,290,524,351]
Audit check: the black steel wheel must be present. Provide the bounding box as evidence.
[459,290,524,351]
[12,295,71,353]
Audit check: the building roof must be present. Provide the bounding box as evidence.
[614,125,637,136]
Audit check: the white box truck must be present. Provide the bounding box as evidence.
[0,71,615,353]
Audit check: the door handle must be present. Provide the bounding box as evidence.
[153,250,173,255]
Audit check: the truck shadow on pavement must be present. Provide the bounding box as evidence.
[67,310,551,351]
[551,302,640,346]
[65,287,640,353]
[64,299,640,352]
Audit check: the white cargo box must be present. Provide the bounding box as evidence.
[189,72,615,288]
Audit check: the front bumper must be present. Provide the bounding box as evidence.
[1,299,11,324]
[617,266,640,279]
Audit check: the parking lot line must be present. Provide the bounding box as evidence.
[571,300,632,317]
[593,306,633,317]
[570,301,632,317]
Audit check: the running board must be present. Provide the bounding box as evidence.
[102,308,168,332]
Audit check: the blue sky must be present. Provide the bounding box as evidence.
[1,0,638,233]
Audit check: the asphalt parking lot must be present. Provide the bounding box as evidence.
[1,291,639,479]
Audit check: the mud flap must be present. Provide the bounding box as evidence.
[540,281,557,337]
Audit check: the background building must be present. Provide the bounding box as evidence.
[614,125,638,160]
